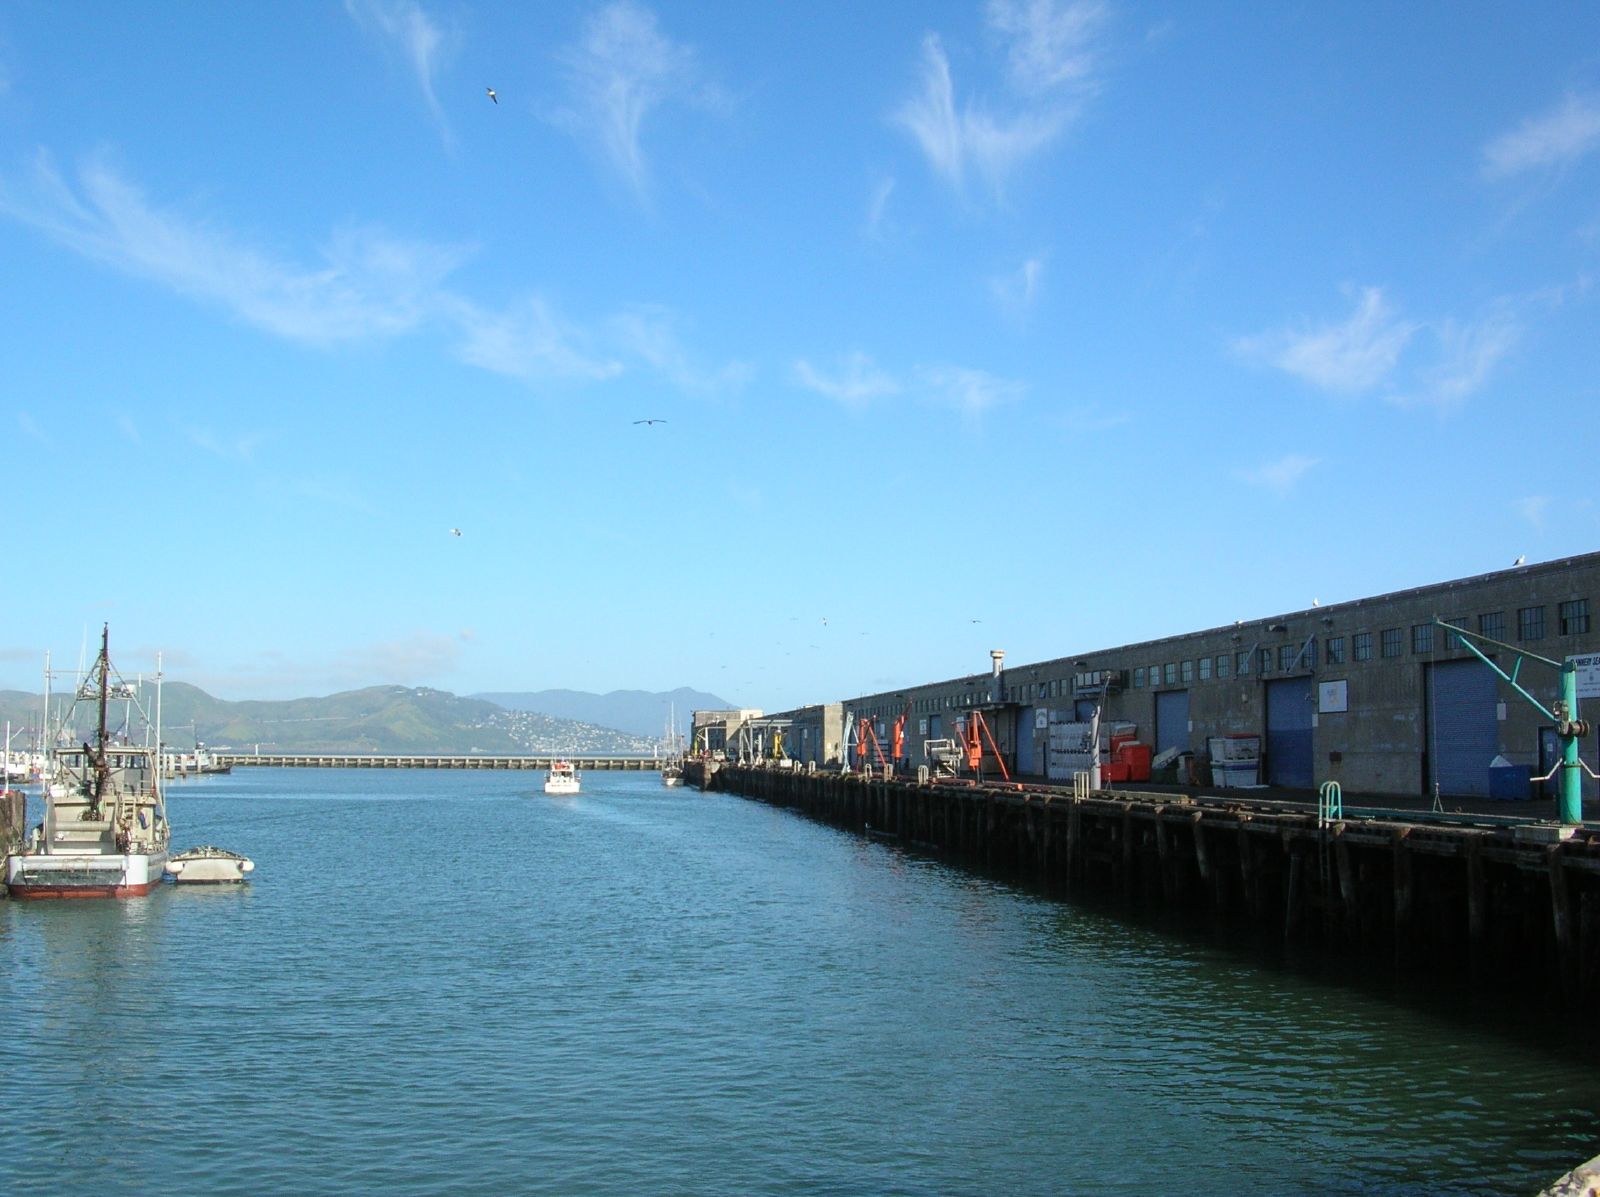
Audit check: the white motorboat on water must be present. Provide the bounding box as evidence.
[166,845,254,884]
[5,626,171,899]
[543,759,580,795]
[661,762,684,787]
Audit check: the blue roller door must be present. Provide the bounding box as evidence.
[1017,707,1035,773]
[1266,678,1315,789]
[1155,690,1190,756]
[1429,659,1498,798]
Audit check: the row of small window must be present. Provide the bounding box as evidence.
[1129,600,1592,689]
[894,601,1595,712]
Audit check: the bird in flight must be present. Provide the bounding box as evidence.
[486,87,497,104]
[1513,554,1526,566]
[633,418,667,425]
[450,528,462,537]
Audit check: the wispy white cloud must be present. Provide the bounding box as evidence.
[919,364,1026,416]
[866,176,897,239]
[610,305,752,395]
[447,295,624,383]
[1239,454,1318,494]
[1515,495,1552,530]
[345,0,455,138]
[0,152,463,344]
[0,152,736,398]
[345,0,457,136]
[182,423,266,461]
[1234,286,1419,395]
[1482,93,1600,180]
[554,1,716,198]
[18,412,47,443]
[896,1,1106,196]
[896,33,1063,195]
[793,352,901,407]
[991,254,1045,313]
[1237,286,1532,410]
[987,0,1106,94]
[1410,309,1520,409]
[1053,404,1131,436]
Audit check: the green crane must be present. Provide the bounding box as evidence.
[1434,619,1593,825]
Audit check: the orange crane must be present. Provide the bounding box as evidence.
[890,700,912,766]
[854,716,887,770]
[959,711,1010,782]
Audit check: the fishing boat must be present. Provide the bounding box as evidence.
[543,759,580,795]
[166,845,253,884]
[5,626,171,899]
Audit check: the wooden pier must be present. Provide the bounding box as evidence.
[214,753,663,771]
[695,761,1600,1015]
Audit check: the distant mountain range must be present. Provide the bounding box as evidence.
[0,684,733,755]
[472,687,732,739]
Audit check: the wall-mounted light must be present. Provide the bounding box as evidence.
[1265,622,1288,634]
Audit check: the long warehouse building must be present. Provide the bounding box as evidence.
[727,552,1600,803]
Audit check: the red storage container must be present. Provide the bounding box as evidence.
[1115,742,1152,783]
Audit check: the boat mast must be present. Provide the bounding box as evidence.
[91,624,111,815]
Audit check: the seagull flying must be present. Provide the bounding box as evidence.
[450,528,462,537]
[486,87,497,104]
[633,418,667,425]
[1513,554,1526,566]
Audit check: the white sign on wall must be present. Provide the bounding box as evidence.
[1319,680,1349,713]
[1569,653,1600,700]
[1035,708,1049,730]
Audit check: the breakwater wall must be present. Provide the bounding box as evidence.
[694,761,1600,1015]
[215,753,662,770]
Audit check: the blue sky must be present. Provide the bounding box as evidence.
[1,1,1597,711]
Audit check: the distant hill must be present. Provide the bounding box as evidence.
[0,684,661,755]
[472,687,733,739]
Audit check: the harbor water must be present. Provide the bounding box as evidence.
[1,769,1595,1196]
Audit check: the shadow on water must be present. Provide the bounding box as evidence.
[858,823,1600,1068]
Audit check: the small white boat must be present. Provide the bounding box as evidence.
[544,759,580,795]
[166,846,254,884]
[661,763,684,787]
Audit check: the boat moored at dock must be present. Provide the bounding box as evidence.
[5,627,171,899]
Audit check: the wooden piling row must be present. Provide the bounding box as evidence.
[691,761,1600,1014]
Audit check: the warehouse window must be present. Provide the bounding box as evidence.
[1278,644,1295,671]
[1411,623,1433,654]
[1381,628,1402,658]
[1559,599,1590,636]
[1353,632,1372,662]
[1133,666,1145,689]
[1181,660,1194,683]
[1236,651,1250,676]
[1163,662,1177,685]
[1259,648,1272,674]
[1199,656,1212,680]
[1216,654,1231,679]
[1326,636,1344,664]
[1479,611,1505,641]
[1518,606,1546,641]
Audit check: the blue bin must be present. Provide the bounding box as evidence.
[1488,764,1531,801]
